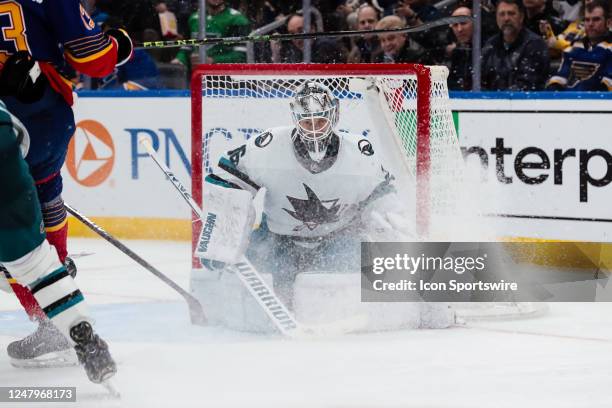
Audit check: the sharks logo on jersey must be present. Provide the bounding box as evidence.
[283,184,342,231]
[215,126,395,237]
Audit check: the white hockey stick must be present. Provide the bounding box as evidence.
[138,137,362,338]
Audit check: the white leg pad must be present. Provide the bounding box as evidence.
[294,273,454,331]
[190,268,277,333]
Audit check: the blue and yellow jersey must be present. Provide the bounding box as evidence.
[0,0,120,105]
[547,34,612,91]
[550,20,585,52]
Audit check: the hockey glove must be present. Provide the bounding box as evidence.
[0,52,47,103]
[106,28,134,67]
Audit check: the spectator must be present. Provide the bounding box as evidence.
[481,0,551,90]
[100,0,161,43]
[394,0,442,25]
[395,0,448,63]
[155,1,180,39]
[446,6,475,90]
[546,0,611,90]
[97,18,163,90]
[174,0,196,39]
[276,14,348,63]
[320,0,355,31]
[173,0,251,68]
[377,0,401,16]
[554,0,583,22]
[523,0,568,37]
[544,0,596,55]
[348,4,383,62]
[375,15,429,63]
[234,0,282,28]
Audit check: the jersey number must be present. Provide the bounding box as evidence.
[0,1,29,64]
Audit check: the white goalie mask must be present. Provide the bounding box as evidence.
[290,82,339,157]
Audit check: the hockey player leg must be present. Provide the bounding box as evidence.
[4,239,116,383]
[13,93,79,362]
[0,123,115,383]
[2,266,46,321]
[3,256,78,367]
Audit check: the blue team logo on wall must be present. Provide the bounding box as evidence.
[79,4,96,30]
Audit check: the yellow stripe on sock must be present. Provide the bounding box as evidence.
[45,218,68,233]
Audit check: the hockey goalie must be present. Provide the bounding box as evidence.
[192,81,455,333]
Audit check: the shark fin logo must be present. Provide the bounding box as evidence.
[66,120,115,187]
[283,184,341,231]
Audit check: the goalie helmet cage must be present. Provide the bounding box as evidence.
[190,63,545,321]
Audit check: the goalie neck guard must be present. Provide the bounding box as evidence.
[290,82,339,160]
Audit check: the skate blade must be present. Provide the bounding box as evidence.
[101,379,120,399]
[10,349,78,369]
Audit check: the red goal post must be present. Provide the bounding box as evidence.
[190,63,458,268]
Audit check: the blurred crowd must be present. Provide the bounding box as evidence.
[83,0,611,92]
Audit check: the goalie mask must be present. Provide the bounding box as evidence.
[290,82,339,158]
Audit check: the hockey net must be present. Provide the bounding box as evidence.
[191,64,464,237]
[190,63,544,321]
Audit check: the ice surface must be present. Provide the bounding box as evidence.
[1,238,612,408]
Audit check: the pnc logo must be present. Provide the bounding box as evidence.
[66,120,115,187]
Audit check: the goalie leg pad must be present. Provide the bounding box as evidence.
[195,180,254,264]
[294,273,455,331]
[190,268,277,333]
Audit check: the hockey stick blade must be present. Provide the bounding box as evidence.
[138,137,362,338]
[137,16,470,49]
[65,204,207,326]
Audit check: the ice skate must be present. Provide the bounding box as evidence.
[7,320,77,368]
[70,321,117,384]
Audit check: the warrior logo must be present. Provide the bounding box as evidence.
[283,184,341,231]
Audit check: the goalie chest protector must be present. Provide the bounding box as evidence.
[229,126,391,238]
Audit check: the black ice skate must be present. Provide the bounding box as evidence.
[7,320,77,368]
[64,256,77,278]
[70,321,117,384]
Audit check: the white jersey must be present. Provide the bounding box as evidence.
[216,126,394,238]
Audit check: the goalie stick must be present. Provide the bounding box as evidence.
[136,15,470,50]
[64,203,207,326]
[138,137,365,338]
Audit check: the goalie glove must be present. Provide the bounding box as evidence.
[0,52,47,103]
[106,28,134,67]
